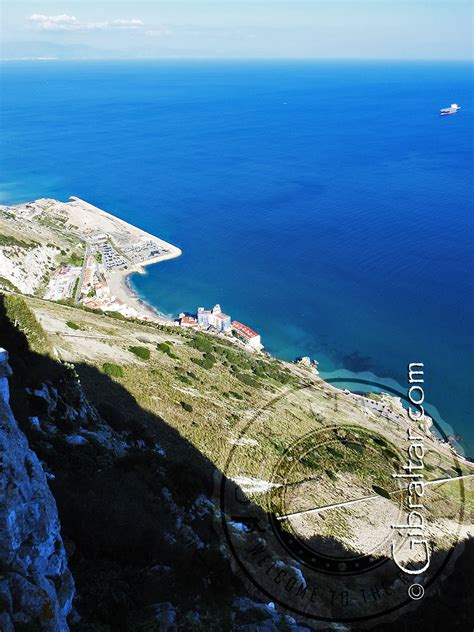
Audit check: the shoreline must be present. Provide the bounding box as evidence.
[107,255,180,324]
[5,195,471,461]
[118,267,474,464]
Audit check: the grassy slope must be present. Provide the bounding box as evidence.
[10,292,472,537]
[2,291,473,629]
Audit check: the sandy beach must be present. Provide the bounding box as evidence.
[107,263,176,324]
[68,196,182,323]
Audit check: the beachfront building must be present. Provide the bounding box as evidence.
[179,313,198,328]
[231,321,262,350]
[197,307,212,328]
[197,304,231,332]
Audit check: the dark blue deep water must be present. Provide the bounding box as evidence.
[1,61,473,453]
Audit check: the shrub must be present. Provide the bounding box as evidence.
[0,276,20,292]
[180,401,193,413]
[177,375,192,385]
[157,342,178,360]
[128,346,151,360]
[107,311,127,321]
[68,251,84,266]
[3,294,49,354]
[66,320,80,330]
[187,334,213,354]
[235,372,260,389]
[0,233,38,249]
[72,277,80,300]
[228,390,243,400]
[372,485,391,500]
[102,363,124,378]
[191,352,216,370]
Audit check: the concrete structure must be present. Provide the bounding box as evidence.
[197,304,231,332]
[214,311,231,333]
[231,321,262,350]
[197,307,211,328]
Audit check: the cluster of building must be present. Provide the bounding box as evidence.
[82,278,139,319]
[45,248,140,318]
[178,303,262,350]
[44,264,82,301]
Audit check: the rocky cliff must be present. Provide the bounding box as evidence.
[0,348,74,631]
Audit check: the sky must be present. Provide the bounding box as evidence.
[1,1,472,60]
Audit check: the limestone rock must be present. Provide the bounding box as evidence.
[0,349,75,631]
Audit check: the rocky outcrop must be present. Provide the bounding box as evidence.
[0,348,74,631]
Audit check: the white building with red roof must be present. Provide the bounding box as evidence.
[179,314,198,328]
[231,321,262,350]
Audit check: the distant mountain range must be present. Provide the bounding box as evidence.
[1,40,120,60]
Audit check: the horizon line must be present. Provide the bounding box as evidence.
[1,56,472,63]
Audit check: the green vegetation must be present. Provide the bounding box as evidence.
[102,363,124,378]
[177,374,193,385]
[188,334,214,354]
[68,251,84,266]
[235,371,260,388]
[128,345,151,360]
[106,311,127,321]
[95,252,103,263]
[157,341,178,359]
[372,484,392,499]
[0,233,39,249]
[192,352,216,370]
[186,334,294,386]
[66,320,81,330]
[3,294,49,354]
[180,401,193,413]
[72,277,80,300]
[0,276,20,292]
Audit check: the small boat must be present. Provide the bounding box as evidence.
[440,103,460,116]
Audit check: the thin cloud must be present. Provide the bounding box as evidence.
[145,27,172,38]
[28,14,145,32]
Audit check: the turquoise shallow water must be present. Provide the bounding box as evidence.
[1,60,473,454]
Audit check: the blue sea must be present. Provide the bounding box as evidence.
[1,60,473,454]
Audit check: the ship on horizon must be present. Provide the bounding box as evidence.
[440,103,461,116]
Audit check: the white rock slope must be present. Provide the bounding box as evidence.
[0,349,74,631]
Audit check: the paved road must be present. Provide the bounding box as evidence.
[277,473,474,521]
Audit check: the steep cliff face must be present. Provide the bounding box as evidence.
[0,348,74,631]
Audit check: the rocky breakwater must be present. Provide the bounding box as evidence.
[0,348,74,631]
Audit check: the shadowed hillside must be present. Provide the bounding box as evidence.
[0,292,473,631]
